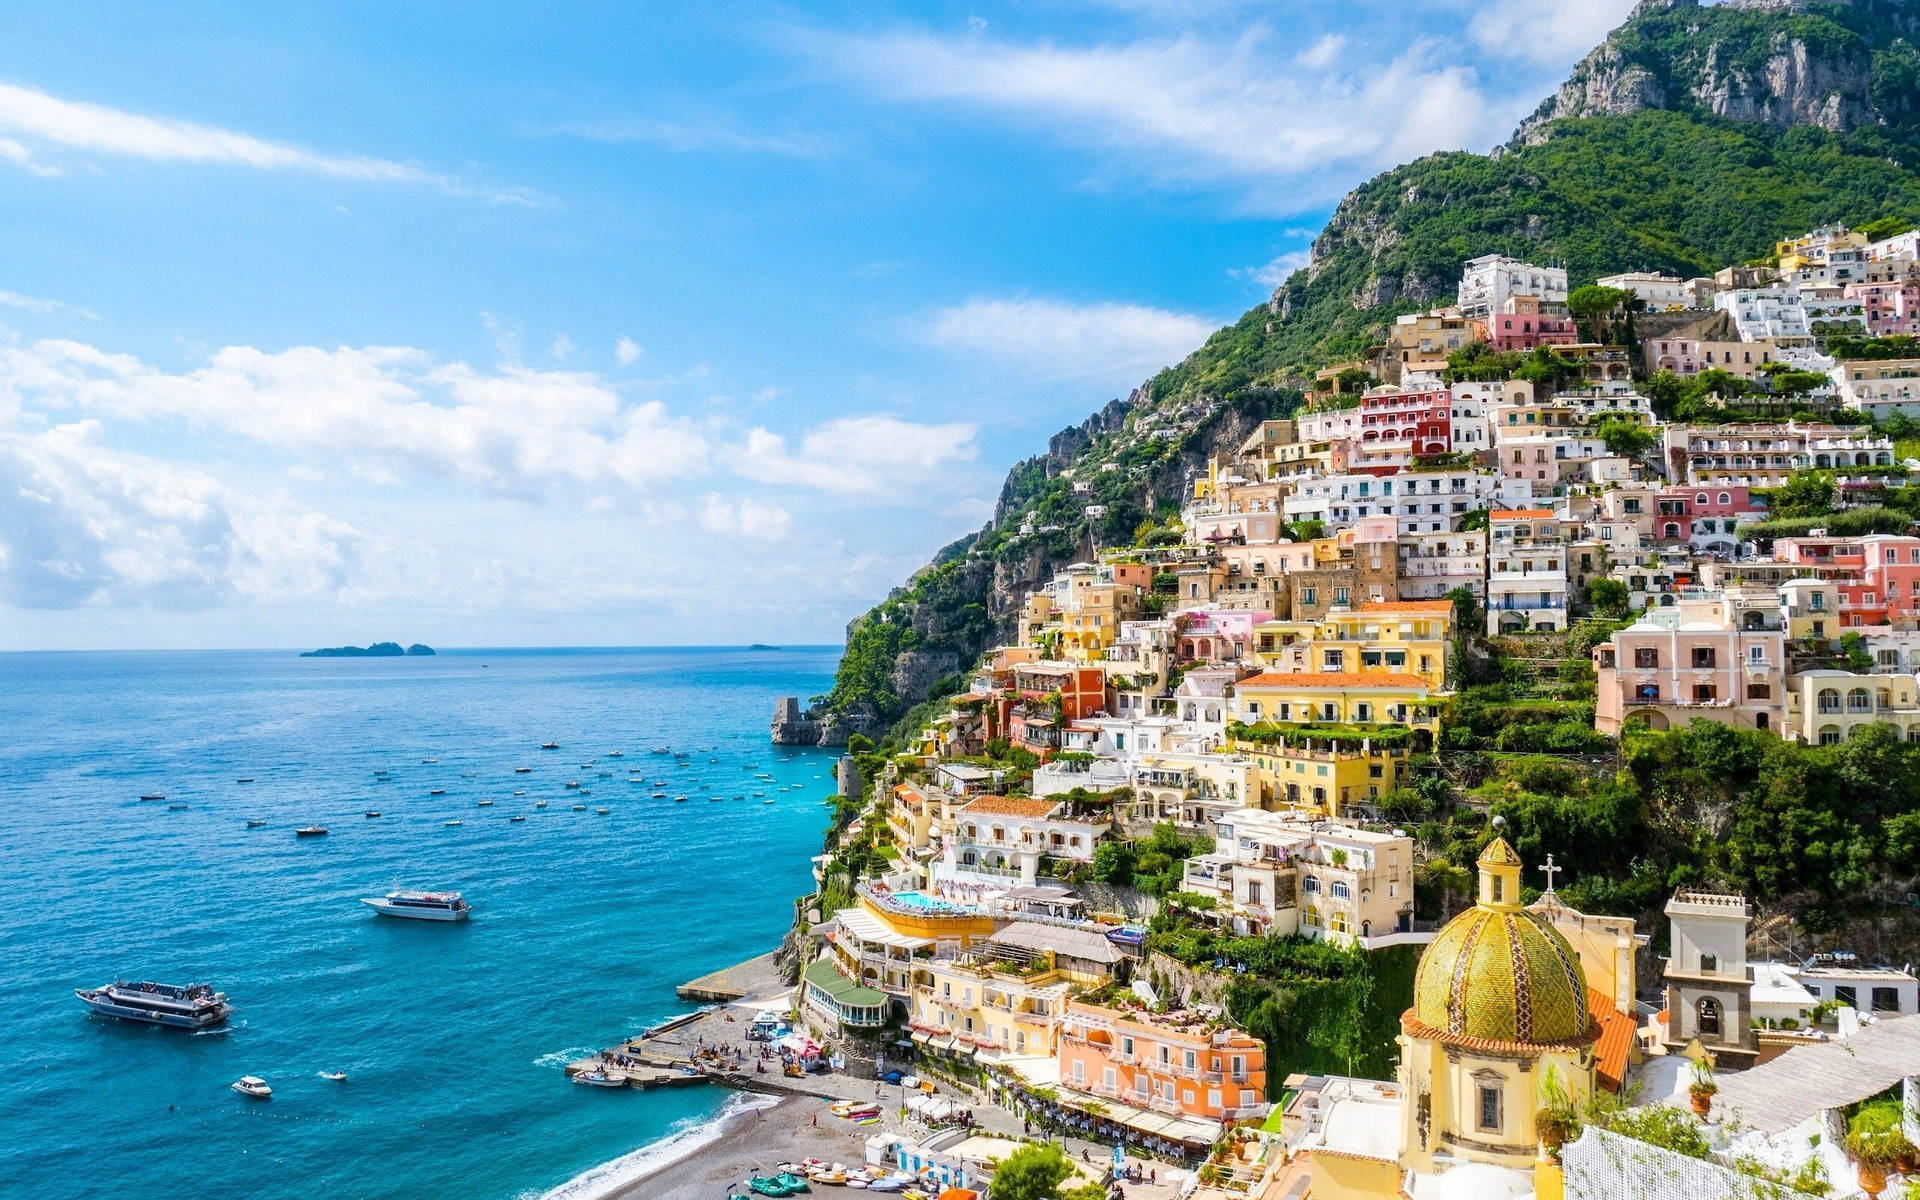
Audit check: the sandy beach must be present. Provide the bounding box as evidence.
[602,1094,880,1200]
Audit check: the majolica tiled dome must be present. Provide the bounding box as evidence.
[1409,838,1591,1047]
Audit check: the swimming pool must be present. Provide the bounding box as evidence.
[884,890,964,913]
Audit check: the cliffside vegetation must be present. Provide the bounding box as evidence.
[821,0,1920,746]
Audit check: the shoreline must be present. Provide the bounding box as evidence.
[540,1091,877,1200]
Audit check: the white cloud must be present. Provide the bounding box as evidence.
[0,419,361,609]
[1467,0,1637,67]
[697,493,794,541]
[739,415,977,497]
[615,336,643,366]
[0,339,714,500]
[540,114,836,159]
[786,23,1506,210]
[0,289,94,318]
[0,80,529,201]
[550,333,575,361]
[1295,34,1345,70]
[1235,249,1311,289]
[918,296,1214,382]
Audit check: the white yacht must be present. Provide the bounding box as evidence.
[76,980,230,1029]
[360,890,471,921]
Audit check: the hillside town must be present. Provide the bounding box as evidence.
[781,227,1920,1200]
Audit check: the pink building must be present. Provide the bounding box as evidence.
[1849,279,1920,337]
[1485,295,1578,352]
[1766,534,1920,627]
[1176,607,1271,663]
[1654,485,1765,556]
[1592,594,1785,736]
[1357,387,1451,455]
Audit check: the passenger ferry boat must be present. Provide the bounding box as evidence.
[360,890,472,921]
[75,980,231,1029]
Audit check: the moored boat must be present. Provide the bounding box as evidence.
[365,810,381,818]
[572,1068,625,1087]
[509,814,526,823]
[231,1075,272,1099]
[76,980,231,1029]
[319,1070,347,1082]
[361,890,471,921]
[540,741,559,750]
[296,825,329,837]
[514,766,532,773]
[138,793,165,801]
[246,818,268,828]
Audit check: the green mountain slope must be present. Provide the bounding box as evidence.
[815,0,1920,742]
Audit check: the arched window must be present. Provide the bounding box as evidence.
[1849,688,1872,713]
[1818,689,1842,714]
[1697,996,1722,1037]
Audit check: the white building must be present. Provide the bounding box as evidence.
[1597,271,1691,309]
[1486,509,1569,633]
[1714,287,1814,347]
[1398,530,1487,600]
[1457,254,1568,319]
[1283,469,1529,536]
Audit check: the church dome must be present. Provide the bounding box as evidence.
[1408,837,1593,1048]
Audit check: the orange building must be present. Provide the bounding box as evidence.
[1055,998,1267,1123]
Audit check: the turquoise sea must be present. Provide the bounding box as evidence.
[0,646,841,1200]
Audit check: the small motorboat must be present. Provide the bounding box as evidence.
[319,1070,347,1082]
[534,799,548,808]
[365,810,382,819]
[296,826,329,837]
[652,792,667,799]
[597,771,613,778]
[422,758,437,765]
[514,766,532,774]
[595,807,610,815]
[236,777,254,784]
[763,797,776,805]
[540,741,559,750]
[565,781,581,790]
[476,799,494,807]
[139,793,166,802]
[246,819,268,828]
[444,819,463,827]
[675,795,690,803]
[709,795,724,802]
[579,760,596,768]
[806,1166,848,1186]
[231,1076,272,1099]
[514,790,527,796]
[571,804,587,811]
[649,746,670,755]
[607,749,623,757]
[167,802,188,811]
[509,814,527,823]
[428,788,446,796]
[572,1068,625,1087]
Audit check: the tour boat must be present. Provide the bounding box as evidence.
[231,1076,272,1099]
[75,980,230,1029]
[476,799,493,807]
[444,819,462,827]
[296,825,329,837]
[361,890,471,921]
[572,1068,625,1087]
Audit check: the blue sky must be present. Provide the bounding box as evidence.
[0,0,1636,649]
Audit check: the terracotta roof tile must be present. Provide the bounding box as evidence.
[1236,671,1433,690]
[960,795,1060,819]
[1589,988,1636,1094]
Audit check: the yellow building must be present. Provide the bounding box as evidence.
[1019,592,1056,647]
[1254,600,1453,689]
[1231,734,1410,816]
[1229,672,1441,735]
[823,888,1000,1011]
[1398,839,1598,1174]
[910,955,1082,1063]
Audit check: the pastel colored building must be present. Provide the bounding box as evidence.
[1456,255,1567,319]
[1486,509,1569,633]
[1181,808,1419,944]
[1229,671,1441,735]
[1055,999,1267,1123]
[1591,594,1785,736]
[1483,293,1578,351]
[1786,669,1920,745]
[1229,733,1410,816]
[942,795,1107,884]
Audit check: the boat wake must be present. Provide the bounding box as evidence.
[533,1046,600,1070]
[530,1091,779,1200]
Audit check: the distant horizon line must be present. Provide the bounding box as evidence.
[0,642,848,655]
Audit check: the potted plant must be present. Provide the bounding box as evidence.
[1687,1058,1717,1119]
[1846,1104,1916,1198]
[1535,1063,1579,1158]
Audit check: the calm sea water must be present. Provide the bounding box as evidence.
[0,646,841,1200]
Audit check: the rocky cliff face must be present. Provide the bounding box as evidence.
[1513,0,1917,146]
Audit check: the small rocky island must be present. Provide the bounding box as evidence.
[301,642,436,658]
